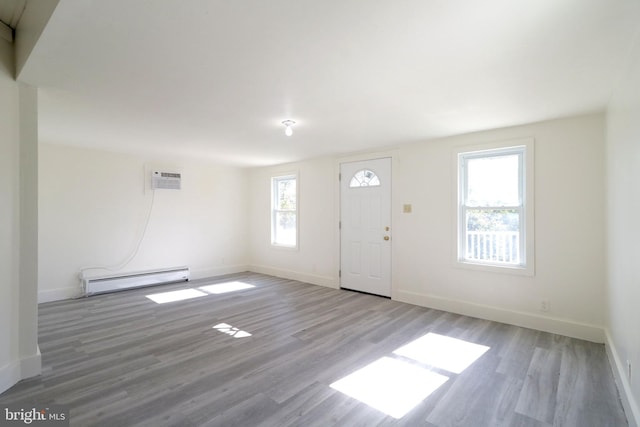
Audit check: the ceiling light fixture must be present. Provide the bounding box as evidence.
[282,120,295,136]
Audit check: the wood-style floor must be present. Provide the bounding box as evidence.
[0,273,627,426]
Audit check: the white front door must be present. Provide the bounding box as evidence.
[340,158,392,297]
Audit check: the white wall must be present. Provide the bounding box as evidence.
[394,114,605,342]
[0,38,41,395]
[248,114,606,342]
[248,157,337,287]
[0,34,21,395]
[38,144,250,302]
[18,83,40,379]
[605,26,640,427]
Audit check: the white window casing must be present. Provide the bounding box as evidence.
[454,138,534,276]
[271,173,298,248]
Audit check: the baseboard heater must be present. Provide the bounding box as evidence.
[83,267,190,296]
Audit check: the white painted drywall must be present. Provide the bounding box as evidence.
[393,114,606,342]
[0,38,41,395]
[0,36,21,395]
[38,144,250,302]
[605,26,640,427]
[18,83,40,378]
[248,114,606,342]
[248,157,337,287]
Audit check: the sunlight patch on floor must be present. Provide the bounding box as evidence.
[199,281,256,294]
[331,333,491,418]
[213,323,252,338]
[393,332,490,374]
[145,289,207,304]
[330,357,448,419]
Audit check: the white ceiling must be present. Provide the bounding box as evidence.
[17,0,640,167]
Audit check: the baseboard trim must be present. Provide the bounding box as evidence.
[395,290,604,343]
[0,347,42,395]
[248,265,338,289]
[38,265,251,303]
[190,265,250,281]
[0,360,21,395]
[605,329,639,427]
[21,346,41,379]
[38,286,82,303]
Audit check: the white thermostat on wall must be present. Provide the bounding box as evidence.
[151,171,181,190]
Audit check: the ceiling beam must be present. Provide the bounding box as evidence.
[0,20,12,42]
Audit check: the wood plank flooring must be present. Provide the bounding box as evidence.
[0,273,628,426]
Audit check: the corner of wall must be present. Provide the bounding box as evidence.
[18,82,40,381]
[20,345,41,380]
[605,329,640,427]
[0,361,21,395]
[249,264,339,289]
[0,347,42,395]
[38,287,82,303]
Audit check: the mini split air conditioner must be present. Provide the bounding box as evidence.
[152,171,181,190]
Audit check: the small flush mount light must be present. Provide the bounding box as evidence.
[282,120,295,136]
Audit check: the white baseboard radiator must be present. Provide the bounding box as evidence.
[83,267,190,296]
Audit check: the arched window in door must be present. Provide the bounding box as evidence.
[349,169,380,187]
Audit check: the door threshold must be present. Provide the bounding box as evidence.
[340,287,391,299]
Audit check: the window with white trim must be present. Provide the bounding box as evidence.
[458,144,532,271]
[271,174,297,247]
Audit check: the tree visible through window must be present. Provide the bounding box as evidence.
[459,146,525,267]
[272,174,297,247]
[350,169,380,187]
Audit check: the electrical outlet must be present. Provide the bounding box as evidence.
[540,298,550,312]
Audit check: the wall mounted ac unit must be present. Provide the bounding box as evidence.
[152,171,181,190]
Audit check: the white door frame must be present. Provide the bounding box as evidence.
[337,154,395,297]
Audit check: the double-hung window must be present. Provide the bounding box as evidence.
[457,141,533,274]
[271,174,297,248]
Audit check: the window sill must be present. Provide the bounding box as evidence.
[454,260,534,277]
[271,243,298,251]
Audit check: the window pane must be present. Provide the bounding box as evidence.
[350,169,381,187]
[466,154,519,206]
[275,211,296,246]
[277,179,296,210]
[466,209,519,232]
[465,209,520,264]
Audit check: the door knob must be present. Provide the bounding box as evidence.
[384,236,390,241]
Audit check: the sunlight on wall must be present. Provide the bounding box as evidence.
[331,333,490,419]
[145,289,207,304]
